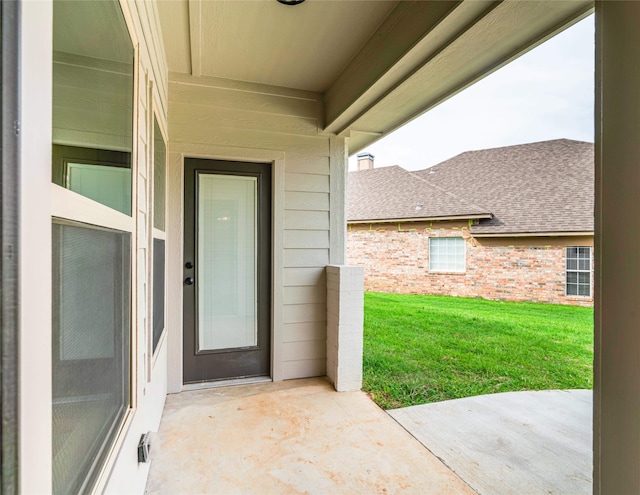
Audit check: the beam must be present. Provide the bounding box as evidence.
[324,0,479,134]
[188,0,201,77]
[323,0,593,154]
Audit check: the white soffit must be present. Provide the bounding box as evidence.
[158,0,397,92]
[156,0,592,151]
[157,0,192,74]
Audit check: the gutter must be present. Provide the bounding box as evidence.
[471,231,594,238]
[348,213,492,225]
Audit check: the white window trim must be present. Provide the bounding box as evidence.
[565,246,592,297]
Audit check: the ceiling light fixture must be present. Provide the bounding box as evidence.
[277,0,306,5]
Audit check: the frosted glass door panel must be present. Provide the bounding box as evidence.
[197,174,257,351]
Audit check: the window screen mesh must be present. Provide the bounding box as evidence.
[153,118,166,231]
[52,223,130,494]
[153,238,165,352]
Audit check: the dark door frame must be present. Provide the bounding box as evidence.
[183,157,272,384]
[2,1,21,492]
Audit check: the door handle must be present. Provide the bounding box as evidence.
[185,277,194,286]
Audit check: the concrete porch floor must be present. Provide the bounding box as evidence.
[390,389,592,495]
[144,378,475,495]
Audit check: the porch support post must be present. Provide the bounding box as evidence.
[594,2,640,493]
[326,265,364,392]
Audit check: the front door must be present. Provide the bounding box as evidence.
[183,158,271,383]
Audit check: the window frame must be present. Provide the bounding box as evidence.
[565,246,592,297]
[51,219,132,495]
[150,110,167,360]
[50,1,139,492]
[428,236,466,273]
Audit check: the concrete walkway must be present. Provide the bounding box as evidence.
[389,390,592,495]
[145,378,475,495]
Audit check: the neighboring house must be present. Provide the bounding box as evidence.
[4,1,640,494]
[347,140,594,306]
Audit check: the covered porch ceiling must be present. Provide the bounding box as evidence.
[157,0,593,153]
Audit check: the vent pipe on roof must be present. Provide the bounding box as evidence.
[357,152,374,171]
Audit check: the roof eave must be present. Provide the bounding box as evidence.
[348,213,493,224]
[471,231,594,238]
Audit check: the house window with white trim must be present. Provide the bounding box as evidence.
[429,237,466,272]
[52,1,134,492]
[566,246,591,297]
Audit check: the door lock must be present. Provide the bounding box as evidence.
[185,277,194,285]
[185,262,194,269]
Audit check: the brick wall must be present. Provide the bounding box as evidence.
[347,221,594,306]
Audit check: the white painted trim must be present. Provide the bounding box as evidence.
[329,137,347,265]
[166,142,286,391]
[166,149,184,393]
[19,2,53,492]
[272,154,285,382]
[51,184,135,233]
[94,5,143,488]
[92,408,137,494]
[129,39,141,412]
[152,227,167,240]
[134,0,169,121]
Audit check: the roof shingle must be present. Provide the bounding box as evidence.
[347,139,594,235]
[347,165,491,222]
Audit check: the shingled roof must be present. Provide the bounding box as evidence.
[347,165,492,223]
[348,139,594,235]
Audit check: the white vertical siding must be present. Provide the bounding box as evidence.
[103,1,169,493]
[167,74,346,383]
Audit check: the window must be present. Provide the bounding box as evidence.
[52,1,134,215]
[429,237,466,272]
[152,117,166,353]
[566,246,591,297]
[52,146,131,215]
[153,118,166,231]
[52,223,130,494]
[52,1,134,493]
[152,236,165,353]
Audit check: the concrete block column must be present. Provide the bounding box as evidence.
[326,265,364,392]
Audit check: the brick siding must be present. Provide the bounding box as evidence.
[347,222,594,307]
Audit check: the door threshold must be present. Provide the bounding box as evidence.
[182,376,272,392]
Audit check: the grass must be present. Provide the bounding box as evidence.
[363,292,594,410]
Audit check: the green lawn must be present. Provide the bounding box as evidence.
[363,292,594,410]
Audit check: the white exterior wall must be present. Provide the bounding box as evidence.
[103,1,169,493]
[166,75,348,390]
